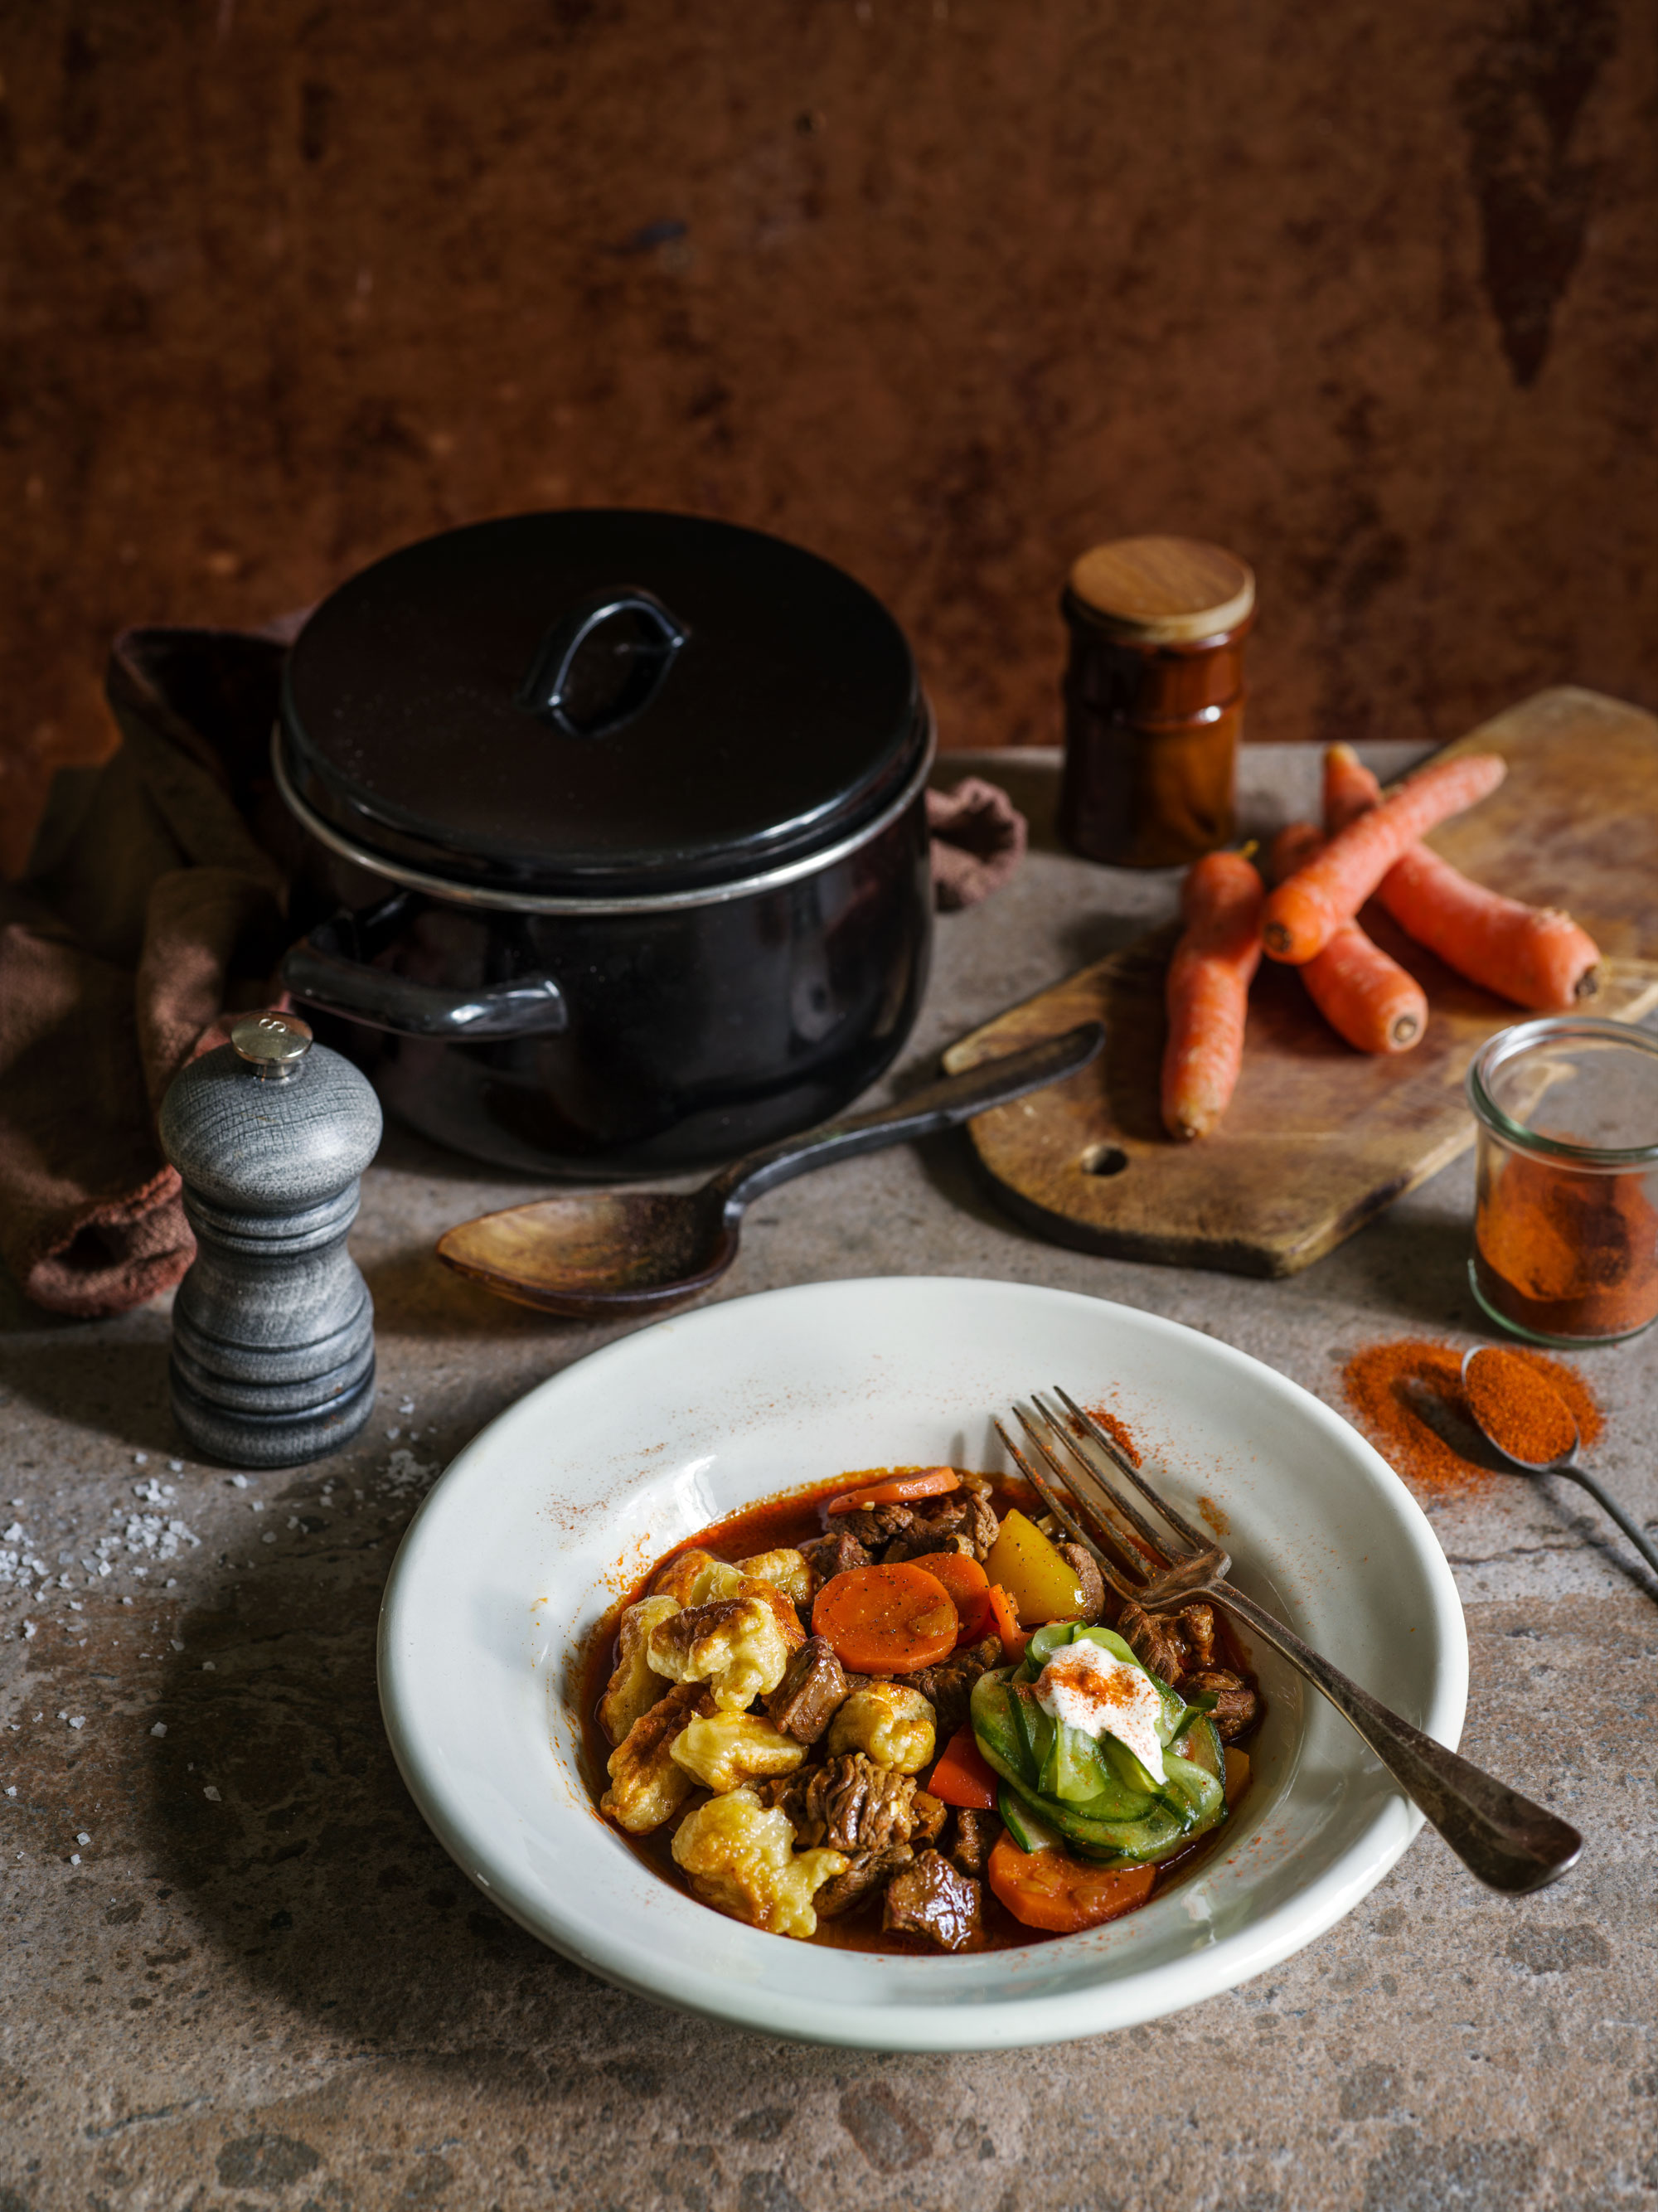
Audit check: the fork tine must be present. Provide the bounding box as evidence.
[1050,1386,1213,1557]
[991,1417,1146,1607]
[1025,1395,1185,1564]
[1006,1410,1164,1588]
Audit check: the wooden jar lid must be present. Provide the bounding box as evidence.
[1067,536,1254,644]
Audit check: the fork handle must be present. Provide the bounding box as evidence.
[1215,1582,1582,1894]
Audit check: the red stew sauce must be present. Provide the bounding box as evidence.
[579,1472,1256,1953]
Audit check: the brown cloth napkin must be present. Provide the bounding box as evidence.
[0,628,298,1317]
[0,625,1029,1320]
[926,777,1029,910]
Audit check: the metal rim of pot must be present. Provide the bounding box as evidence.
[272,706,936,916]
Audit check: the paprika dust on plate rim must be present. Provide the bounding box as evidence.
[1340,1338,1602,1495]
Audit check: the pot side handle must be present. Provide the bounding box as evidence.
[279,935,569,1041]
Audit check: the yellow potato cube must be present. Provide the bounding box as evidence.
[984,1507,1088,1626]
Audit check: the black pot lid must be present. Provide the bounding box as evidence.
[278,509,927,898]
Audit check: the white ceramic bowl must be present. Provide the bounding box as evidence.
[377,1277,1466,2050]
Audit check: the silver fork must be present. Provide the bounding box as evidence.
[992,1387,1583,1895]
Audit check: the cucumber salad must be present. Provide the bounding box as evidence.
[972,1622,1229,1866]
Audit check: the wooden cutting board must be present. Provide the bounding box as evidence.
[943,687,1658,1278]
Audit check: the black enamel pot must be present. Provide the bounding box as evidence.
[274,510,934,1178]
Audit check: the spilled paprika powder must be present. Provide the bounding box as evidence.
[1340,1337,1601,1495]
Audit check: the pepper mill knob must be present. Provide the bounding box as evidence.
[158,1011,383,1467]
[230,1008,314,1081]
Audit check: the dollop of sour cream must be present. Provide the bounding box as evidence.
[1034,1639,1167,1784]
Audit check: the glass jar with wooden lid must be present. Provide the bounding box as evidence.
[1058,536,1255,868]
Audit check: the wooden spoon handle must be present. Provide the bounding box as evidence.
[714,1023,1104,1213]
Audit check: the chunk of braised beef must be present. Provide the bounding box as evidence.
[764,1635,849,1744]
[881,1850,983,1950]
[884,1523,974,1564]
[1055,1540,1106,1623]
[960,1489,1001,1561]
[800,1753,919,1853]
[1185,1667,1259,1742]
[909,1789,947,1845]
[1115,1598,1225,1686]
[834,1502,917,1553]
[753,1770,812,1825]
[949,1807,1002,1880]
[1116,1599,1187,1684]
[812,1843,914,1919]
[1178,1601,1219,1671]
[905,1634,1005,1741]
[799,1528,871,1583]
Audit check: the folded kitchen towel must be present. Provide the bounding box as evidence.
[0,627,298,1318]
[925,776,1028,910]
[0,624,1030,1320]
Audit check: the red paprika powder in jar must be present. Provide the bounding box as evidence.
[1059,536,1255,869]
[1467,1016,1658,1346]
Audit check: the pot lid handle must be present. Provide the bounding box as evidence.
[515,586,691,739]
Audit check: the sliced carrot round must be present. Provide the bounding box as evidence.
[920,1550,992,1643]
[825,1467,961,1515]
[811,1563,960,1674]
[987,1835,1156,1933]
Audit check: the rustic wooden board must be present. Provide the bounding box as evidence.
[943,688,1658,1278]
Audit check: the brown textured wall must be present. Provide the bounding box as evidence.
[3,0,1656,870]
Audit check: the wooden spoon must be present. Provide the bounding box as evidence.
[436,1023,1104,1319]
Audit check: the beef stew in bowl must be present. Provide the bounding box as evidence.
[584,1465,1262,1952]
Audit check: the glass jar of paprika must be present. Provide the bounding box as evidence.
[1467,1016,1658,1346]
[1058,536,1255,869]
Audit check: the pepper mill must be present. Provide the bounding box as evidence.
[158,1011,382,1467]
[1058,535,1256,868]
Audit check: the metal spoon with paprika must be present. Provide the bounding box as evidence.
[1461,1346,1658,1583]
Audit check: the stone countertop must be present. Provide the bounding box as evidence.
[2,747,1654,2212]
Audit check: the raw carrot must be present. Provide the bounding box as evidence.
[1322,745,1602,1011]
[824,1467,960,1515]
[1321,741,1384,832]
[1268,821,1323,881]
[810,1563,959,1674]
[1261,752,1507,963]
[987,1582,1030,1665]
[987,1833,1156,1933]
[1160,851,1264,1142]
[919,1550,994,1643]
[1268,821,1427,1053]
[927,1721,1001,1809]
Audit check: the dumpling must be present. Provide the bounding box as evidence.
[736,1547,819,1610]
[598,1594,681,1745]
[670,1787,846,1938]
[669,1710,807,1794]
[600,1684,710,1833]
[827,1683,937,1774]
[647,1596,793,1712]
